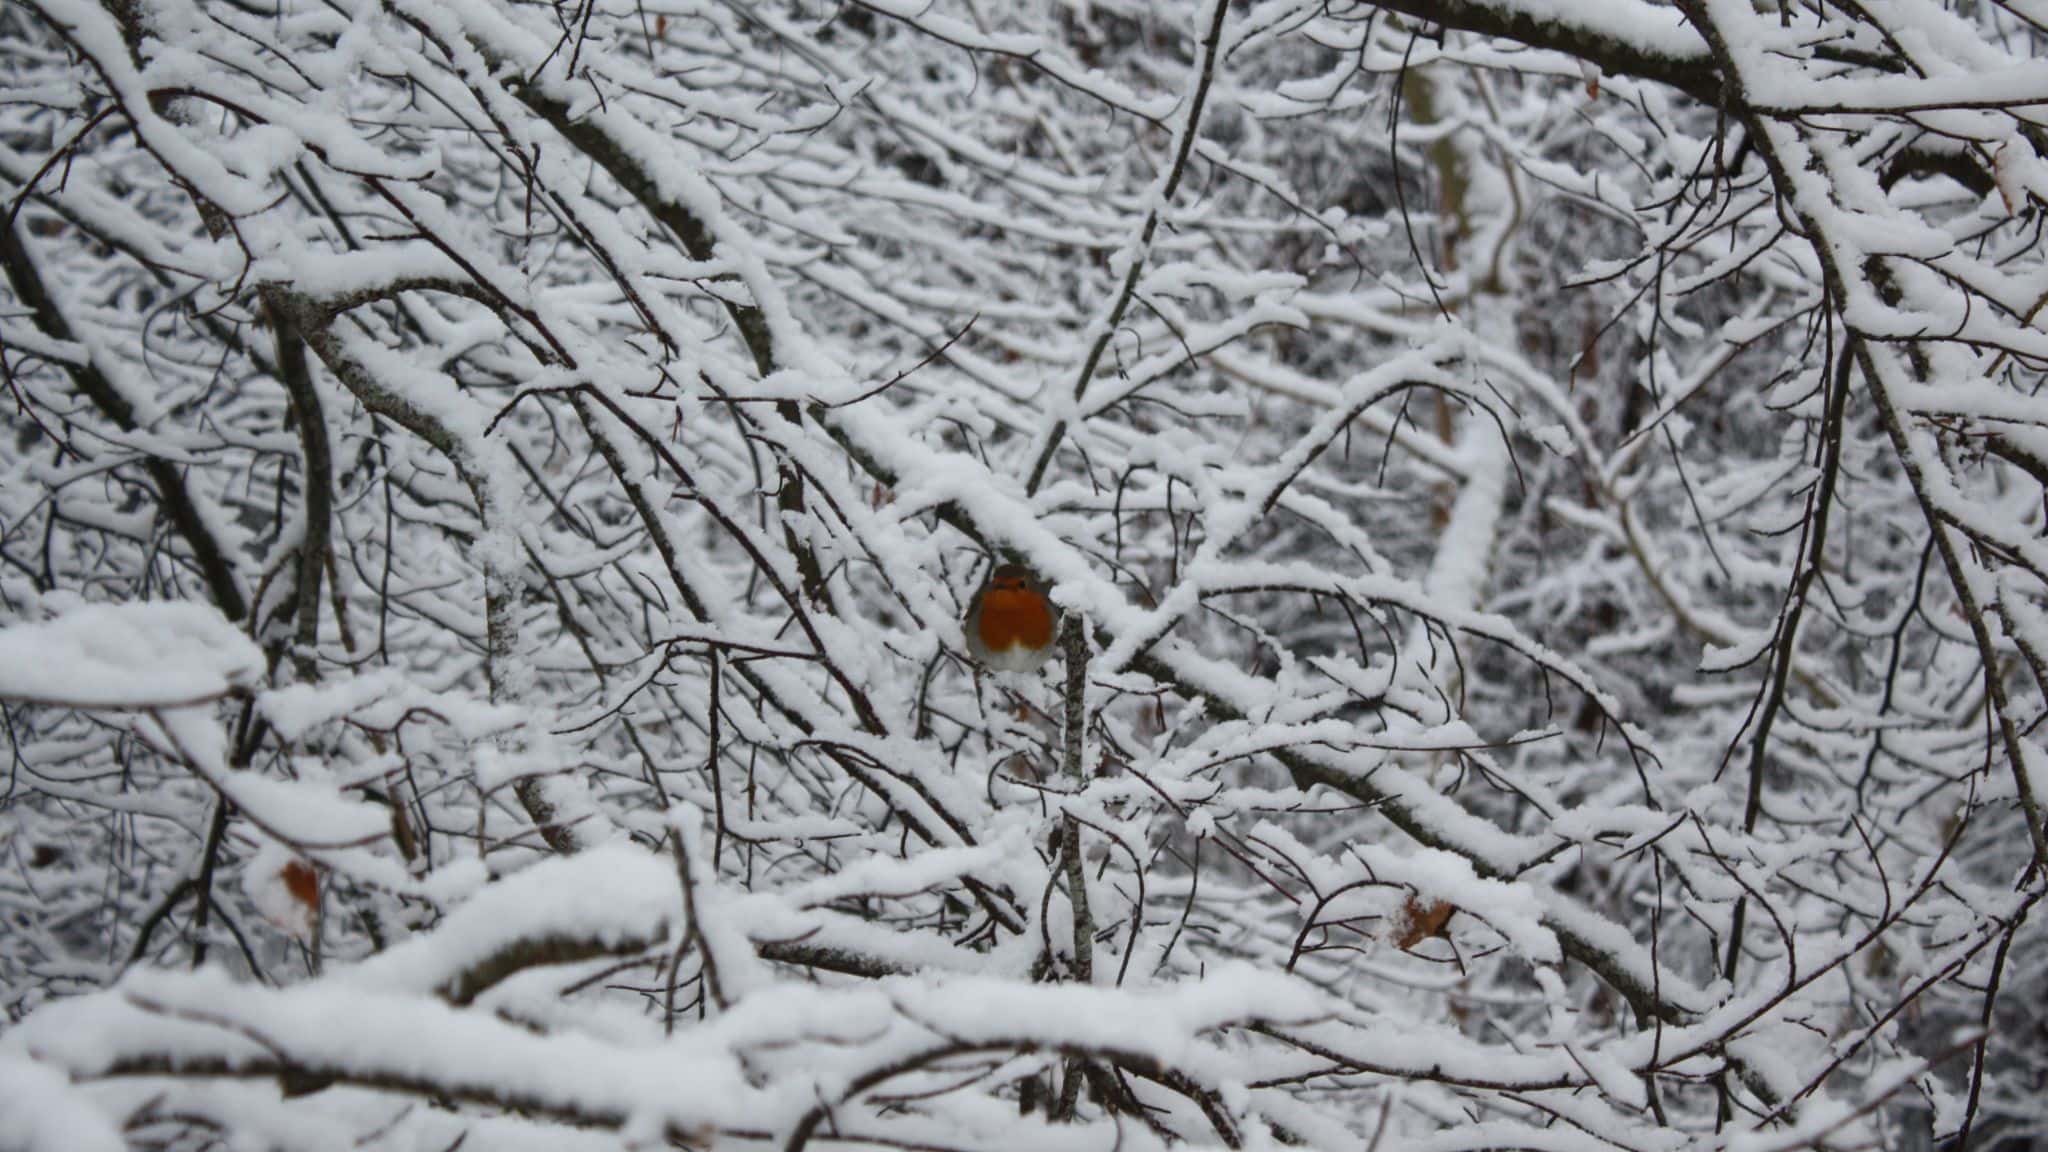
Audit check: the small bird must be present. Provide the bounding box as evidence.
[964,563,1061,673]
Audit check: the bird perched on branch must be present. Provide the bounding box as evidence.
[964,563,1061,673]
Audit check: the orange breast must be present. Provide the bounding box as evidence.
[978,588,1055,651]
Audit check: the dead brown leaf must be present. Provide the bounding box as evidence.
[1395,895,1454,950]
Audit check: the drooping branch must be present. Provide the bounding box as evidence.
[0,217,248,623]
[1671,0,2048,875]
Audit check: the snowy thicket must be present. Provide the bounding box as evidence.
[3,0,2046,1148]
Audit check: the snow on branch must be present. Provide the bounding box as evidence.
[6,0,2048,1148]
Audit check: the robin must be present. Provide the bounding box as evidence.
[964,563,1061,673]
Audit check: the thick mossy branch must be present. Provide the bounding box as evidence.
[1373,0,1720,102]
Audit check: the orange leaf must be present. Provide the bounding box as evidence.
[1395,895,1454,950]
[281,859,319,914]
